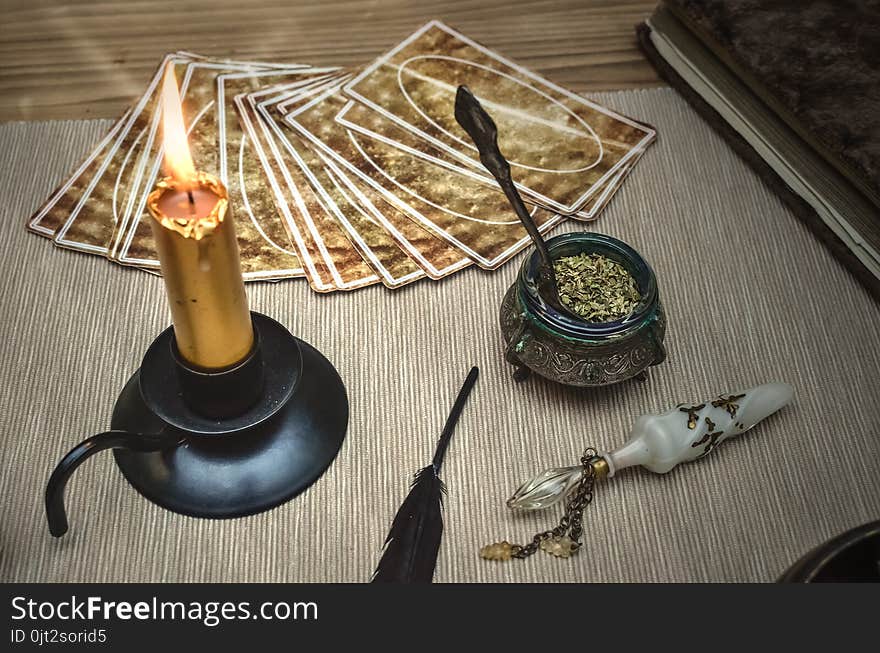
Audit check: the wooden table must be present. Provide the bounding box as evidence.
[0,0,660,122]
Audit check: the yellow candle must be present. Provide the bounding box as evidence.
[146,64,253,370]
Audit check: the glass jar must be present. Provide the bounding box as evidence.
[500,232,666,386]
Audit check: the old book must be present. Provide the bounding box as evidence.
[638,1,880,299]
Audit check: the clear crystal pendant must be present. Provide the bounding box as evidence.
[506,465,582,510]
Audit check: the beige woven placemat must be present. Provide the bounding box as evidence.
[1,88,878,583]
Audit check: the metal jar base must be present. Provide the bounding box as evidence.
[499,284,666,387]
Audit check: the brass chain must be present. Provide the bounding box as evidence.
[511,447,597,559]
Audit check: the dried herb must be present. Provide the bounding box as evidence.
[553,253,640,322]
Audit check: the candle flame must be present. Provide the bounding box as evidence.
[160,63,197,189]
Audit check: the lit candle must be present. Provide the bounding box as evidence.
[146,64,254,370]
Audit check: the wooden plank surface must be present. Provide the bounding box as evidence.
[0,0,661,122]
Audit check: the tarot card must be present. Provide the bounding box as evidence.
[313,151,472,278]
[274,80,472,280]
[335,99,623,221]
[234,80,379,291]
[284,81,564,269]
[27,108,131,240]
[236,87,340,291]
[218,70,341,185]
[113,60,312,280]
[114,67,332,277]
[269,86,471,279]
[42,53,192,254]
[210,70,341,281]
[44,54,285,268]
[27,51,215,240]
[251,85,428,288]
[344,20,655,215]
[111,56,308,261]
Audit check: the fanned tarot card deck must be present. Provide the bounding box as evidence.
[27,20,655,291]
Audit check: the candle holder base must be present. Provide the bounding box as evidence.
[113,340,347,519]
[45,313,348,535]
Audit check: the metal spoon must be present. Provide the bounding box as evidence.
[453,85,578,319]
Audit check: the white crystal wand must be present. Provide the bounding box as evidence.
[482,382,794,561]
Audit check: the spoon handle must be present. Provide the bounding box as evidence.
[497,179,553,269]
[453,85,553,269]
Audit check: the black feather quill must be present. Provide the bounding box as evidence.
[371,366,479,583]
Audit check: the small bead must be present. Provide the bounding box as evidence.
[540,536,576,558]
[480,541,515,561]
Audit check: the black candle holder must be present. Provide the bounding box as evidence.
[45,312,348,537]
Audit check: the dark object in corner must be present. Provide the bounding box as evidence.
[372,366,479,583]
[780,519,880,582]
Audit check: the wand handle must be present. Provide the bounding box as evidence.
[432,366,479,471]
[605,382,793,475]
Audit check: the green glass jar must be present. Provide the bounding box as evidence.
[500,232,666,386]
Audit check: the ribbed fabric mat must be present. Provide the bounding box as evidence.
[1,88,878,583]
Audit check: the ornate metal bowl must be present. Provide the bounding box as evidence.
[500,232,666,387]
